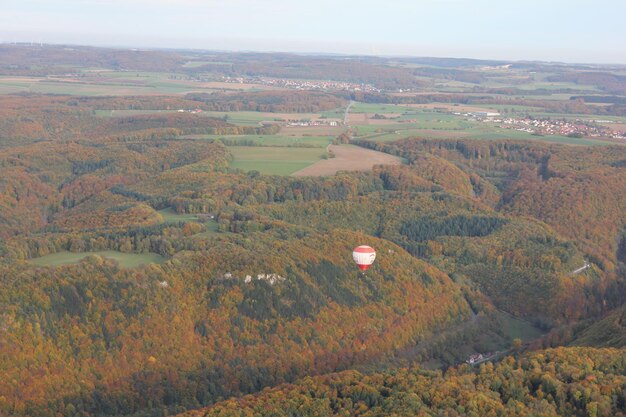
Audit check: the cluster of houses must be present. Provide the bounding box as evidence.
[466,351,498,365]
[451,110,624,139]
[496,117,624,139]
[222,272,286,285]
[285,120,339,127]
[222,76,381,93]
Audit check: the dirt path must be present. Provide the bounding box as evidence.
[344,100,354,125]
[292,144,403,177]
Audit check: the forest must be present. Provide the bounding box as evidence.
[0,44,624,417]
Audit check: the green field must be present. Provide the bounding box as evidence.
[228,146,327,175]
[350,103,414,113]
[320,109,346,119]
[29,250,167,267]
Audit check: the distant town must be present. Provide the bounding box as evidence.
[222,76,382,93]
[459,112,626,140]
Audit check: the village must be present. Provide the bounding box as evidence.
[284,119,340,127]
[222,76,382,93]
[462,112,626,139]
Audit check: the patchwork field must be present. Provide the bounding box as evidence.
[228,146,328,175]
[0,72,278,96]
[292,144,403,176]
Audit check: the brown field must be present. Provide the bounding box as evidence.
[292,144,403,177]
[348,113,369,125]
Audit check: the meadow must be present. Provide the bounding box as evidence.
[158,208,219,231]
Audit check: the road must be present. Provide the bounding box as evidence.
[343,100,354,126]
[572,260,591,275]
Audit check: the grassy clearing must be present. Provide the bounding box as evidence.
[157,208,219,231]
[228,146,326,175]
[158,208,202,223]
[497,311,544,341]
[29,250,167,268]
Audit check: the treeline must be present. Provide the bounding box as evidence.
[572,95,626,105]
[191,55,423,89]
[0,95,248,143]
[547,71,626,95]
[0,44,185,74]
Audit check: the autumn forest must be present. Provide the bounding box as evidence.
[0,44,624,417]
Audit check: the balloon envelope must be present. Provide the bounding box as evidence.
[353,245,376,271]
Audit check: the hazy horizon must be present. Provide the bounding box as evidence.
[2,0,625,65]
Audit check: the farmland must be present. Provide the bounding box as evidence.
[228,146,329,175]
[292,144,404,176]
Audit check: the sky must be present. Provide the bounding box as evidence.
[1,0,625,64]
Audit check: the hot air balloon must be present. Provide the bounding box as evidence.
[353,245,376,272]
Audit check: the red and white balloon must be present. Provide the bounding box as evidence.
[352,245,376,271]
